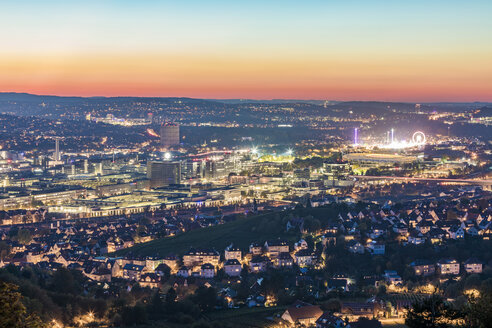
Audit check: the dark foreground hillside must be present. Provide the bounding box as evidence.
[116,204,345,257]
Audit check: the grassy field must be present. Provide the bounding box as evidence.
[131,306,286,328]
[116,212,299,257]
[205,306,285,327]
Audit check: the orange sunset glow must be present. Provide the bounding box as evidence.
[1,0,491,101]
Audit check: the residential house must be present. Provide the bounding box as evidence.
[249,243,262,256]
[182,248,220,267]
[161,255,179,271]
[341,302,380,318]
[427,228,446,244]
[327,278,350,292]
[122,264,145,280]
[294,249,314,267]
[316,313,346,328]
[201,263,215,279]
[274,252,294,268]
[294,239,308,251]
[408,230,426,245]
[410,260,435,277]
[322,232,337,247]
[466,226,479,237]
[106,238,124,253]
[224,259,242,277]
[144,256,163,271]
[366,241,385,255]
[85,267,112,282]
[347,240,364,254]
[224,244,242,261]
[177,266,191,278]
[370,223,388,239]
[26,249,44,264]
[448,226,465,239]
[264,240,289,257]
[417,220,434,234]
[249,256,269,273]
[281,301,323,326]
[393,223,408,235]
[384,270,402,286]
[464,258,483,274]
[138,273,161,289]
[437,259,460,275]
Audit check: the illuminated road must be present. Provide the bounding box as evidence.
[350,175,492,186]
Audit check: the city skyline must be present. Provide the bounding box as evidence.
[1,2,492,327]
[1,0,492,101]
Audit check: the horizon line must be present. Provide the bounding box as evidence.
[1,92,490,104]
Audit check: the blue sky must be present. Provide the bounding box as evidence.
[1,0,491,100]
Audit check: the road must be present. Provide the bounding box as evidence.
[350,175,492,186]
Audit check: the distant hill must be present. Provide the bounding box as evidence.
[1,92,488,117]
[423,102,491,112]
[0,92,84,103]
[0,92,225,116]
[210,99,338,105]
[327,101,416,115]
[474,106,492,118]
[0,92,221,104]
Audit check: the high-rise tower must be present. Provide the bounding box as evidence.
[147,161,181,188]
[160,123,180,149]
[54,138,61,161]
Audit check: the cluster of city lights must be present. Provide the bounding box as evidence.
[250,147,293,157]
[354,129,427,149]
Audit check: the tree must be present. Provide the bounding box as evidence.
[236,276,250,301]
[353,317,382,328]
[0,241,11,261]
[0,281,45,328]
[261,271,285,296]
[465,291,492,328]
[304,216,321,233]
[166,287,177,304]
[157,263,171,280]
[50,268,80,294]
[464,274,482,290]
[192,287,217,312]
[405,294,463,328]
[121,303,147,326]
[446,210,458,221]
[149,292,163,319]
[134,224,146,242]
[16,229,32,245]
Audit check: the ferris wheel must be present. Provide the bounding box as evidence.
[412,131,426,145]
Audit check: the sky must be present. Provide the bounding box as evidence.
[1,0,491,101]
